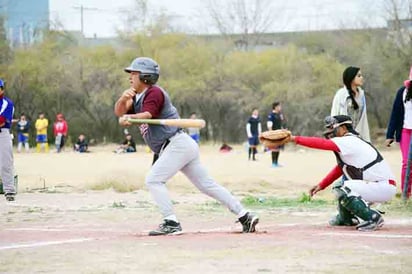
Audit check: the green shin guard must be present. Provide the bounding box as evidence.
[330,184,359,226]
[341,195,383,231]
[341,196,375,221]
[329,198,359,226]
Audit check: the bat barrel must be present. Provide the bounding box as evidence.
[125,118,206,129]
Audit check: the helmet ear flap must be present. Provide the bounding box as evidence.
[139,73,159,85]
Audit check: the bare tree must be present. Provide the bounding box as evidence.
[384,0,412,58]
[118,0,179,36]
[205,0,276,50]
[119,0,149,35]
[0,16,12,65]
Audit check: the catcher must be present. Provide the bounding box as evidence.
[260,115,397,231]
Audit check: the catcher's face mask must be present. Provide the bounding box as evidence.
[323,116,353,139]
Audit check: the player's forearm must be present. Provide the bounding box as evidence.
[115,88,137,117]
[114,98,132,117]
[124,111,152,119]
[246,124,252,137]
[293,136,340,152]
[318,165,342,190]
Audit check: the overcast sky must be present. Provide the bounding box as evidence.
[49,0,388,38]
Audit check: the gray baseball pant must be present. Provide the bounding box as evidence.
[146,132,246,219]
[0,129,15,194]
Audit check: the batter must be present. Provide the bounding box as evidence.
[114,57,259,236]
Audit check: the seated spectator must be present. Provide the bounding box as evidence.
[74,134,88,153]
[114,133,136,153]
[219,143,233,153]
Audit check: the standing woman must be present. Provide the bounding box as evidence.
[385,67,412,198]
[331,66,370,142]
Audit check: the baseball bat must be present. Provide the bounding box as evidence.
[126,118,206,128]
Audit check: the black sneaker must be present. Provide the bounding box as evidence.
[357,216,384,232]
[5,193,15,202]
[238,213,259,233]
[148,220,182,236]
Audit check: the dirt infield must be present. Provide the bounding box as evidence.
[1,144,412,273]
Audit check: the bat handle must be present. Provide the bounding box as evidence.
[119,116,131,125]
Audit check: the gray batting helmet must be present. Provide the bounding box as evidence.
[124,57,160,85]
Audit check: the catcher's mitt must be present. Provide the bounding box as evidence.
[259,129,292,148]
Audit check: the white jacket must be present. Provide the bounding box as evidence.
[331,87,370,142]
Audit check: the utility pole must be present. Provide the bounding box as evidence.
[72,5,98,36]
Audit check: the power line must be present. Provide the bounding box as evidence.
[72,5,99,36]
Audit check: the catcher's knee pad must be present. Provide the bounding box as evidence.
[332,184,351,200]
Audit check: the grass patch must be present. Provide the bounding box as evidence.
[195,201,223,213]
[24,207,43,213]
[89,180,138,193]
[111,201,126,208]
[377,197,412,216]
[240,193,412,215]
[242,192,332,208]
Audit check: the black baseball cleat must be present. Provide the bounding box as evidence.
[356,216,384,232]
[148,219,183,236]
[5,193,15,202]
[238,212,259,233]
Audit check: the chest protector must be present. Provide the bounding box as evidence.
[333,135,383,180]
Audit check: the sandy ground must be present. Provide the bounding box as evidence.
[1,143,411,273]
[9,143,404,197]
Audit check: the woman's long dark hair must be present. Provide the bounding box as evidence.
[342,66,361,111]
[405,80,412,103]
[347,88,359,110]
